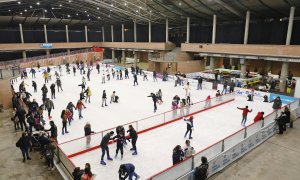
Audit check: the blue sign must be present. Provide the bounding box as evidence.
[40,43,53,49]
[269,93,298,105]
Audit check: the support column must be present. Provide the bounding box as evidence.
[240,11,251,76]
[134,20,137,66]
[166,18,169,42]
[186,17,190,43]
[149,20,151,43]
[134,52,137,67]
[44,24,50,56]
[266,61,272,73]
[111,25,115,63]
[102,26,105,42]
[85,25,88,42]
[210,15,217,70]
[122,24,125,63]
[280,6,295,92]
[65,25,70,55]
[19,23,26,60]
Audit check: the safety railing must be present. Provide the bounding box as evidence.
[58,92,235,158]
[148,98,299,180]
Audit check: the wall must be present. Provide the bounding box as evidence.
[0,78,13,109]
[177,60,205,73]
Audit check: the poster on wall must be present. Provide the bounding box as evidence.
[294,79,300,99]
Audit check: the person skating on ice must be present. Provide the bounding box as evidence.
[107,73,110,81]
[32,81,37,93]
[125,68,129,79]
[65,109,73,126]
[110,91,116,103]
[44,98,54,119]
[133,73,138,86]
[66,102,76,122]
[78,82,86,92]
[75,99,86,119]
[118,163,140,180]
[29,68,36,78]
[61,109,69,135]
[204,95,211,108]
[172,145,184,165]
[84,122,94,147]
[102,74,106,84]
[147,93,158,113]
[96,63,100,74]
[156,89,163,103]
[84,87,92,103]
[112,68,115,79]
[120,70,123,80]
[197,76,203,90]
[216,90,221,101]
[79,91,85,101]
[56,78,63,92]
[113,133,125,159]
[254,111,264,123]
[184,116,194,139]
[102,90,108,107]
[87,68,92,81]
[237,106,252,126]
[54,71,60,79]
[73,66,76,76]
[127,125,138,155]
[82,76,86,85]
[100,131,114,165]
[153,71,157,82]
[143,72,148,81]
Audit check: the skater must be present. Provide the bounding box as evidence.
[45,98,54,118]
[82,76,86,85]
[153,71,157,82]
[61,109,69,135]
[112,68,115,79]
[102,74,106,84]
[119,163,140,180]
[56,78,63,92]
[102,90,108,107]
[113,132,125,159]
[96,63,100,74]
[184,116,194,139]
[76,100,86,119]
[67,102,76,121]
[80,92,85,101]
[50,83,56,99]
[254,111,264,123]
[221,80,228,94]
[143,72,148,81]
[73,66,76,76]
[183,140,195,159]
[87,68,92,81]
[204,95,211,108]
[229,80,235,93]
[54,71,60,79]
[32,81,37,92]
[43,71,49,84]
[172,145,184,165]
[179,100,185,117]
[263,95,268,102]
[156,89,163,103]
[197,77,203,90]
[237,106,252,126]
[84,122,94,147]
[194,156,209,180]
[133,74,138,86]
[110,91,117,103]
[216,90,221,101]
[107,73,110,81]
[65,109,73,125]
[30,68,36,78]
[147,93,157,113]
[100,131,114,165]
[84,87,92,103]
[127,125,138,155]
[125,68,129,79]
[120,70,123,80]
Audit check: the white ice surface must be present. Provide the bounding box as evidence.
[14,65,212,143]
[70,96,275,180]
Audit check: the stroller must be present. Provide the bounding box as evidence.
[31,131,51,152]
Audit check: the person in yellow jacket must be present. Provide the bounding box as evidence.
[43,71,49,84]
[84,87,92,103]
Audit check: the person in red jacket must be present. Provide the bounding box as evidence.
[237,106,252,126]
[254,112,264,123]
[75,100,86,119]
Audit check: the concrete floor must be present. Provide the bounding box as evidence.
[0,109,63,180]
[211,120,300,180]
[1,107,299,180]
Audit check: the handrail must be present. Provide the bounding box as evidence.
[148,97,299,179]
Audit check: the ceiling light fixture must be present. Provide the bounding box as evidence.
[24,9,27,12]
[76,13,79,16]
[44,10,47,12]
[30,6,32,8]
[179,2,182,5]
[97,7,99,10]
[37,2,40,5]
[59,4,62,7]
[18,1,21,4]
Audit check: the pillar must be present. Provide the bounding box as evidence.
[65,25,70,55]
[149,20,151,43]
[279,7,295,92]
[210,15,217,70]
[134,21,137,66]
[266,61,272,73]
[102,26,105,42]
[85,25,88,42]
[19,23,26,60]
[111,25,115,62]
[44,24,50,56]
[186,17,190,43]
[240,11,250,75]
[134,52,137,67]
[122,24,125,63]
[166,18,169,42]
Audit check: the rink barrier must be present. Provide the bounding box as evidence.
[148,99,300,180]
[58,92,236,158]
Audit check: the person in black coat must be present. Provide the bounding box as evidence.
[84,122,94,147]
[113,133,126,159]
[127,125,138,155]
[125,68,129,79]
[282,107,291,130]
[96,63,100,74]
[147,93,158,113]
[32,81,37,92]
[133,74,138,86]
[102,90,107,107]
[45,121,58,142]
[16,132,31,162]
[50,83,56,99]
[67,102,76,120]
[172,145,184,165]
[100,131,114,165]
[14,107,27,131]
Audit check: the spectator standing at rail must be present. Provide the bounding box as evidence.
[194,156,209,180]
[76,99,86,119]
[84,122,94,147]
[127,125,138,155]
[118,163,140,180]
[45,121,58,142]
[172,145,184,165]
[16,132,31,162]
[237,106,252,126]
[100,131,114,165]
[183,140,195,159]
[184,116,194,139]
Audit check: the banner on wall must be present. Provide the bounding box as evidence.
[92,46,103,52]
[269,93,298,105]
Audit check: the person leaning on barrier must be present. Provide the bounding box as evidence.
[194,156,209,180]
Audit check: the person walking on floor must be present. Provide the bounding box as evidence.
[237,106,252,126]
[119,163,140,180]
[16,132,31,162]
[14,106,27,131]
[184,116,194,139]
[100,131,114,165]
[194,156,209,180]
[127,125,138,155]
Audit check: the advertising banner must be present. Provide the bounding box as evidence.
[269,93,298,105]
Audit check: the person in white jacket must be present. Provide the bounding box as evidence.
[183,140,195,159]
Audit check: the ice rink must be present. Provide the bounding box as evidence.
[14,64,212,143]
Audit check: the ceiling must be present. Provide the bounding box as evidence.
[0,0,299,27]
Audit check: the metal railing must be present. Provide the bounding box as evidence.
[148,99,300,180]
